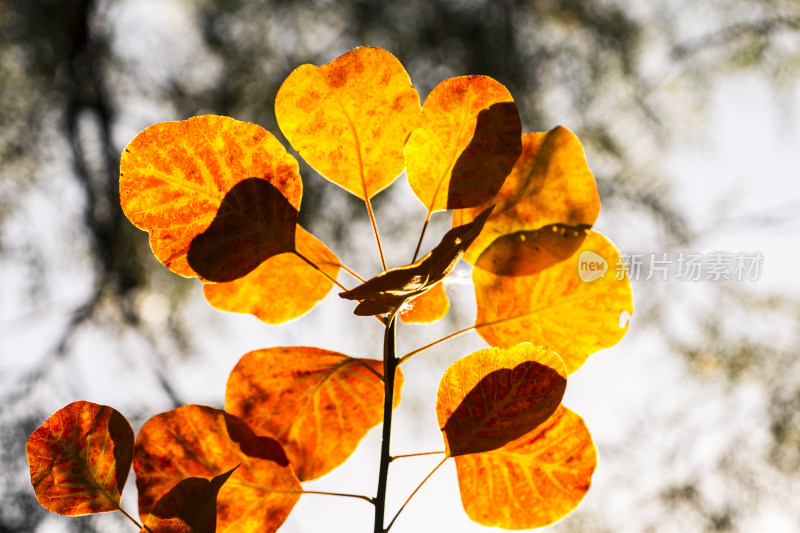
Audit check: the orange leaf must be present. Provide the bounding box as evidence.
[275,47,420,199]
[399,282,450,324]
[454,127,600,271]
[26,401,134,516]
[203,227,340,324]
[473,231,633,373]
[139,467,236,533]
[436,344,566,457]
[339,206,493,316]
[120,115,302,280]
[133,405,300,532]
[405,75,521,211]
[226,347,403,481]
[455,406,597,529]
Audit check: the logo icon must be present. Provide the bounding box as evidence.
[578,251,607,282]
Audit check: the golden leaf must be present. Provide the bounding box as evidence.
[474,231,633,373]
[226,347,402,481]
[455,406,596,529]
[275,47,420,199]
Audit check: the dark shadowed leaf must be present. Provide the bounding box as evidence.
[26,401,134,516]
[187,178,298,282]
[436,344,567,457]
[139,467,237,533]
[339,206,493,315]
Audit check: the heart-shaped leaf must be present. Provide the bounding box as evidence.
[133,405,300,532]
[26,401,134,516]
[120,115,301,280]
[455,406,596,529]
[139,467,237,533]
[275,47,420,199]
[473,231,633,373]
[436,344,567,457]
[203,226,340,323]
[226,347,403,481]
[339,206,493,316]
[406,75,521,211]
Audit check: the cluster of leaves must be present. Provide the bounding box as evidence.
[26,47,633,532]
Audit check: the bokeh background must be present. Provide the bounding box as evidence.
[2,0,800,531]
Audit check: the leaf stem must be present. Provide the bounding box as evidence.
[340,264,367,283]
[118,505,145,531]
[398,325,476,365]
[365,197,388,271]
[411,210,432,263]
[300,490,375,504]
[385,457,448,532]
[374,312,398,533]
[390,450,445,462]
[293,250,348,292]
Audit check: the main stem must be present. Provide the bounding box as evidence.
[374,314,398,533]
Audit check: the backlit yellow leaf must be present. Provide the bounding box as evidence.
[133,405,300,532]
[120,115,301,280]
[455,127,599,271]
[474,232,633,373]
[455,406,596,529]
[436,344,567,457]
[226,347,403,481]
[275,47,420,199]
[203,227,340,324]
[26,401,134,516]
[399,282,450,324]
[405,75,521,211]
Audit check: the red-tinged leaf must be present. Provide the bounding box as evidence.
[436,344,567,457]
[399,282,450,324]
[134,405,300,532]
[454,127,600,272]
[226,347,403,481]
[120,115,302,281]
[139,467,237,533]
[26,401,133,516]
[406,75,521,211]
[203,227,340,324]
[455,406,597,529]
[339,206,493,316]
[275,47,420,199]
[473,231,634,374]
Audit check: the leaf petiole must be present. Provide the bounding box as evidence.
[398,325,477,364]
[384,457,448,532]
[365,196,388,271]
[390,450,445,462]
